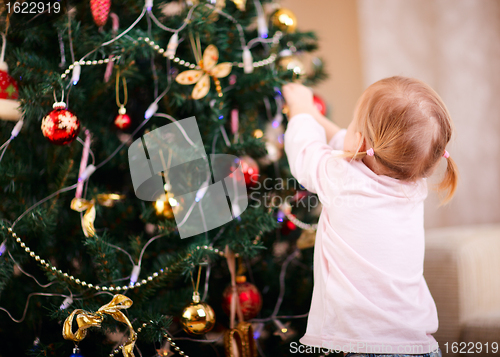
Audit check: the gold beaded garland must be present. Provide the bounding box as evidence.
[60,56,121,80]
[104,321,191,357]
[1,225,247,292]
[138,36,279,70]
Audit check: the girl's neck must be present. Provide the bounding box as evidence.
[361,156,381,175]
[361,156,401,180]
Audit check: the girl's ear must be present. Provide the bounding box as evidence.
[355,132,366,152]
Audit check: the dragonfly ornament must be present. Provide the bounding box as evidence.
[175,41,232,100]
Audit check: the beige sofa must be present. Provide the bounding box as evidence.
[424,225,500,356]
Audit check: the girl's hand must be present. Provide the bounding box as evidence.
[282,82,316,117]
[282,83,341,141]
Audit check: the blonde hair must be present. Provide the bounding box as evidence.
[345,76,458,204]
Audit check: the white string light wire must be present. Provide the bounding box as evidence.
[0,292,70,323]
[3,0,281,327]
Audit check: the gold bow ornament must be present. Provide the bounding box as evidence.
[71,194,125,237]
[63,294,137,357]
[71,198,96,238]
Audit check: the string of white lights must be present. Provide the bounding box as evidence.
[0,292,70,323]
[7,250,57,289]
[61,1,282,84]
[4,0,282,327]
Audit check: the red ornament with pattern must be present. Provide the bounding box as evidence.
[41,102,80,145]
[114,113,131,130]
[90,0,111,27]
[222,276,263,321]
[0,62,21,121]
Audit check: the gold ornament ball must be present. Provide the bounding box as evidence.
[154,192,182,219]
[279,54,305,79]
[180,301,216,335]
[271,8,297,33]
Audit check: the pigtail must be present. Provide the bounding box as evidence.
[438,156,458,205]
[338,76,459,194]
[337,150,368,162]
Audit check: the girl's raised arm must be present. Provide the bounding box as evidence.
[282,82,341,142]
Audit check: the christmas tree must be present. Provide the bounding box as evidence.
[0,1,328,356]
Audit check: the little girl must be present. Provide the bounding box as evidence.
[283,76,457,357]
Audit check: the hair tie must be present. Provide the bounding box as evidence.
[366,148,374,157]
[443,150,450,159]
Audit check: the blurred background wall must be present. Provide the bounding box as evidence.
[281,0,364,129]
[282,0,500,229]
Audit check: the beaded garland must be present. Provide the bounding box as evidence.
[106,321,189,357]
[60,55,122,80]
[59,31,281,83]
[284,211,318,231]
[136,34,280,70]
[2,225,246,292]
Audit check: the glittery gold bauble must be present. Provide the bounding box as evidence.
[231,0,246,11]
[278,53,305,79]
[180,301,216,335]
[271,8,297,33]
[154,192,181,219]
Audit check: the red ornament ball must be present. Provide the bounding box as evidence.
[239,156,259,187]
[222,276,262,321]
[0,65,22,121]
[281,219,297,235]
[41,103,80,145]
[114,113,132,130]
[0,68,19,101]
[313,94,327,116]
[90,0,111,27]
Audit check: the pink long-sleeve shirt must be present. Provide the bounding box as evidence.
[284,114,439,354]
